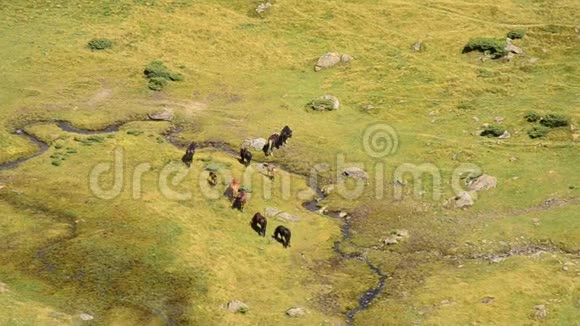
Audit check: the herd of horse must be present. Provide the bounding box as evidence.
[180,125,293,248]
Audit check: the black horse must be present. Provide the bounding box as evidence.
[232,190,248,212]
[277,125,292,147]
[263,133,279,156]
[181,142,196,167]
[240,147,252,166]
[250,213,267,237]
[272,225,291,248]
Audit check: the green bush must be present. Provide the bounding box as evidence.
[480,124,506,137]
[540,113,569,128]
[507,29,526,39]
[524,111,541,122]
[527,126,550,139]
[126,129,144,136]
[144,60,183,91]
[88,38,113,51]
[148,77,167,91]
[463,38,507,57]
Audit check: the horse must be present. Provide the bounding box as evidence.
[208,171,218,186]
[232,190,248,212]
[278,125,292,147]
[240,147,252,166]
[181,142,197,167]
[263,133,279,156]
[250,213,267,237]
[272,225,291,248]
[224,178,240,200]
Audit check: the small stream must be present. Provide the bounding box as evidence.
[0,119,387,324]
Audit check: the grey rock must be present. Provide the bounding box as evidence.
[533,304,547,319]
[411,40,426,52]
[309,95,340,111]
[455,192,474,208]
[394,229,410,239]
[148,109,174,121]
[494,117,505,123]
[468,174,497,192]
[321,184,335,196]
[79,313,94,321]
[265,207,281,218]
[529,57,540,64]
[277,212,300,223]
[315,52,341,71]
[286,307,306,317]
[340,54,354,63]
[342,167,368,180]
[481,296,495,304]
[505,39,523,54]
[256,2,272,15]
[498,131,511,139]
[383,236,399,245]
[242,138,267,151]
[226,300,249,313]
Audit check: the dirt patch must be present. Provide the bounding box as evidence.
[87,88,113,107]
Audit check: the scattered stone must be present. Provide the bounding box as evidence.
[498,131,511,139]
[440,299,456,306]
[532,218,540,226]
[308,95,340,111]
[315,206,328,215]
[509,156,518,162]
[226,300,249,314]
[394,229,410,239]
[490,256,505,264]
[242,138,267,151]
[505,38,523,54]
[455,192,474,208]
[562,266,569,271]
[341,167,368,180]
[265,207,281,218]
[286,307,306,317]
[362,104,375,111]
[314,52,353,71]
[338,211,348,218]
[494,117,505,123]
[411,40,426,52]
[321,184,335,196]
[383,236,399,245]
[148,108,174,121]
[79,313,94,321]
[543,197,557,208]
[468,174,497,192]
[481,296,495,304]
[277,212,300,223]
[533,304,547,319]
[255,2,272,15]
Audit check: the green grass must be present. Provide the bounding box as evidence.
[0,0,578,325]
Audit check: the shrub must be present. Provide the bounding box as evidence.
[524,111,541,122]
[148,77,167,91]
[507,29,526,39]
[540,113,569,128]
[528,126,550,139]
[144,60,183,91]
[463,38,507,57]
[88,38,113,51]
[126,129,144,136]
[480,124,506,137]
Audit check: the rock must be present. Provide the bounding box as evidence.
[481,296,495,304]
[440,299,456,306]
[394,229,410,239]
[468,174,497,192]
[308,95,340,111]
[455,192,474,208]
[341,167,368,180]
[321,184,335,196]
[498,131,511,139]
[533,304,547,319]
[383,236,398,245]
[242,138,267,151]
[338,211,348,218]
[472,116,480,122]
[361,104,375,111]
[79,313,94,321]
[529,57,540,64]
[411,40,425,52]
[490,256,505,264]
[532,218,540,226]
[255,2,272,15]
[286,307,306,317]
[277,212,300,223]
[148,108,174,121]
[494,117,505,123]
[265,207,281,218]
[500,52,514,62]
[505,38,523,54]
[509,156,517,162]
[340,54,354,63]
[226,300,249,313]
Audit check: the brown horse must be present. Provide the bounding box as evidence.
[224,178,240,200]
[272,225,291,248]
[250,213,267,237]
[240,147,252,166]
[263,133,279,156]
[232,190,248,212]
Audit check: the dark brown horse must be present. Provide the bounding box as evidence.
[250,213,267,237]
[224,178,240,200]
[240,147,252,166]
[232,190,248,212]
[263,133,279,156]
[278,125,292,147]
[208,171,218,186]
[272,225,291,248]
[181,142,196,167]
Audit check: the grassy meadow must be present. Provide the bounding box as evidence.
[0,0,578,325]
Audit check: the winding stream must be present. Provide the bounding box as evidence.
[0,120,387,324]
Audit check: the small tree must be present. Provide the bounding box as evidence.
[88,38,113,50]
[480,124,506,137]
[507,29,526,39]
[524,111,541,122]
[540,113,570,128]
[463,38,507,57]
[527,126,550,139]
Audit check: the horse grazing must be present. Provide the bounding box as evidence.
[181,142,197,167]
[272,225,291,248]
[208,171,218,186]
[278,125,293,147]
[263,133,279,156]
[240,147,252,166]
[232,190,248,212]
[250,213,267,237]
[224,178,240,200]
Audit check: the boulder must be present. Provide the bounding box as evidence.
[277,212,300,223]
[455,192,474,208]
[321,184,335,196]
[341,167,368,180]
[340,54,354,63]
[308,95,340,111]
[394,229,410,239]
[79,313,94,321]
[468,174,497,192]
[383,236,398,245]
[410,40,426,52]
[314,52,342,71]
[505,39,523,54]
[242,138,267,151]
[255,2,272,15]
[226,300,249,314]
[286,307,306,317]
[148,108,174,121]
[498,131,511,139]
